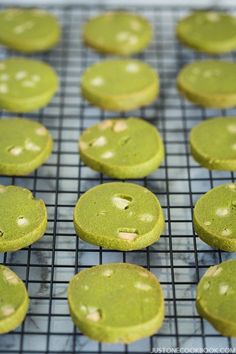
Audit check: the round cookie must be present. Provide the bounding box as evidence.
[196,260,236,337]
[0,265,29,333]
[0,8,60,53]
[0,185,47,252]
[83,11,152,56]
[176,11,236,54]
[67,263,164,343]
[0,118,53,176]
[73,182,165,251]
[81,59,158,111]
[0,57,58,113]
[177,60,236,108]
[190,117,236,171]
[193,183,236,252]
[79,118,164,179]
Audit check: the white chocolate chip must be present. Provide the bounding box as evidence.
[86,308,101,322]
[205,265,222,278]
[204,221,212,226]
[112,196,130,210]
[0,186,6,193]
[92,136,107,147]
[231,143,236,151]
[118,231,137,241]
[90,77,104,87]
[101,151,114,159]
[221,228,232,236]
[203,281,210,290]
[22,80,35,88]
[219,283,229,295]
[31,75,40,82]
[83,285,89,291]
[216,207,230,217]
[99,120,113,130]
[139,213,154,222]
[228,183,236,191]
[139,271,149,278]
[25,140,40,152]
[0,63,6,70]
[227,124,236,134]
[0,83,8,94]
[1,305,14,317]
[129,35,138,45]
[116,31,129,42]
[3,269,19,285]
[35,127,47,136]
[0,74,8,81]
[15,71,27,81]
[206,12,220,22]
[102,269,113,277]
[134,282,152,291]
[14,21,34,34]
[126,63,139,73]
[17,216,29,227]
[9,146,23,156]
[203,70,212,78]
[130,20,142,31]
[113,120,127,132]
[80,305,87,312]
[79,141,88,151]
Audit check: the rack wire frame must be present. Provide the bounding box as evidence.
[0,4,236,354]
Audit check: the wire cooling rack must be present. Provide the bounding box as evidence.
[0,4,236,354]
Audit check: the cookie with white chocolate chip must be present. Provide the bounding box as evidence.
[177,61,236,108]
[83,11,152,56]
[0,265,29,333]
[0,8,60,53]
[196,260,236,337]
[81,59,158,111]
[193,183,236,251]
[0,185,47,252]
[0,58,58,112]
[79,117,164,179]
[190,117,236,171]
[176,11,236,54]
[73,182,165,251]
[67,263,164,343]
[0,118,53,176]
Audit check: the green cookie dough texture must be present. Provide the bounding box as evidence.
[0,118,53,176]
[190,117,236,171]
[81,59,158,111]
[196,260,236,337]
[68,263,164,343]
[176,11,236,54]
[79,118,164,179]
[0,57,58,113]
[0,185,47,252]
[83,11,152,56]
[194,183,236,252]
[177,60,236,108]
[0,8,60,53]
[0,265,29,333]
[73,182,164,251]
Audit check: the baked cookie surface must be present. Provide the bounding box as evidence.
[68,263,164,343]
[79,117,164,179]
[83,11,152,55]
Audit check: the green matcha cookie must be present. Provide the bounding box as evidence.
[81,59,158,111]
[177,11,236,54]
[0,185,47,252]
[177,61,236,108]
[0,57,58,113]
[0,8,60,53]
[68,263,164,343]
[190,117,236,171]
[0,118,53,176]
[83,11,152,56]
[79,118,164,179]
[196,260,236,337]
[73,182,164,251]
[193,183,236,252]
[0,265,29,333]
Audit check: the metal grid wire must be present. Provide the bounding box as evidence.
[0,4,236,354]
